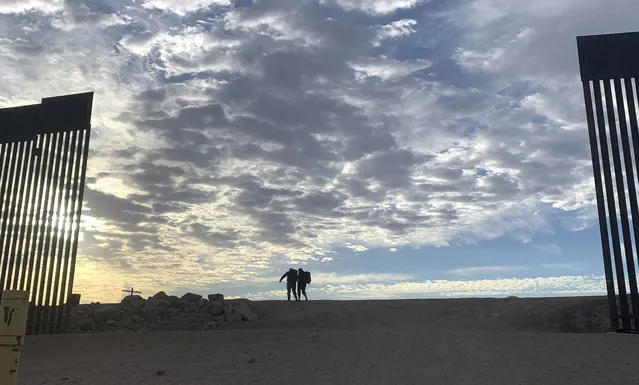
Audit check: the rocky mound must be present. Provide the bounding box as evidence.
[69,292,259,333]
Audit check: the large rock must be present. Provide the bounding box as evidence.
[106,320,118,328]
[232,299,259,322]
[224,299,258,322]
[145,298,170,313]
[208,300,224,316]
[73,314,95,331]
[92,306,122,324]
[181,293,203,303]
[69,292,257,333]
[208,294,224,302]
[166,295,182,308]
[121,295,145,309]
[152,291,168,299]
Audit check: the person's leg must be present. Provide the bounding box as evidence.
[301,284,308,301]
[293,282,299,301]
[286,282,292,300]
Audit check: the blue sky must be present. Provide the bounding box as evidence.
[1,0,638,303]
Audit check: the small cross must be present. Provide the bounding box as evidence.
[122,288,141,297]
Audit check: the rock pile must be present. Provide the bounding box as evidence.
[69,292,259,333]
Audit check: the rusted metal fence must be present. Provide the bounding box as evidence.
[577,32,639,332]
[0,92,93,334]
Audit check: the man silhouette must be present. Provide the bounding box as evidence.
[279,268,298,301]
[297,268,309,301]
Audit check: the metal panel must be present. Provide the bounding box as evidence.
[0,92,93,334]
[577,32,639,332]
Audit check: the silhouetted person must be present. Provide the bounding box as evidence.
[297,268,310,301]
[279,268,298,301]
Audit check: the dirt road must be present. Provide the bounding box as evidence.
[17,297,639,384]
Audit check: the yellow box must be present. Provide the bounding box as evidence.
[0,291,29,385]
[0,336,24,347]
[0,291,29,338]
[0,344,21,385]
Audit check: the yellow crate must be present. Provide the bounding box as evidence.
[0,291,29,385]
[0,336,24,347]
[0,291,29,338]
[0,344,21,385]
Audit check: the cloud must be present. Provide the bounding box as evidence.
[349,56,431,80]
[247,275,609,300]
[377,19,418,41]
[346,244,369,252]
[448,266,530,277]
[0,0,62,14]
[323,0,428,15]
[140,0,231,16]
[541,262,584,272]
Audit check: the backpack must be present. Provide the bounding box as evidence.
[305,271,311,284]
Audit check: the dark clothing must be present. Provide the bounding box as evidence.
[280,270,298,282]
[299,271,310,284]
[280,269,299,301]
[287,281,298,301]
[297,283,308,301]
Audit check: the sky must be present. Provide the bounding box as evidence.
[1,0,638,303]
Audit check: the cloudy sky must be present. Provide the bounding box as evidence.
[1,0,638,303]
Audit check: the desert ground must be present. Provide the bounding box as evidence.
[18,296,639,385]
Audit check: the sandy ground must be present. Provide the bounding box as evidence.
[18,297,639,385]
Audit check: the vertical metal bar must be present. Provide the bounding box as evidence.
[64,126,91,332]
[25,134,51,334]
[22,135,44,292]
[583,81,620,330]
[49,130,75,333]
[613,78,639,328]
[0,142,7,201]
[0,142,13,289]
[625,80,639,172]
[0,142,11,292]
[6,141,32,289]
[594,80,632,330]
[0,143,6,236]
[57,130,83,333]
[43,131,71,334]
[604,80,639,327]
[33,132,61,334]
[0,143,6,187]
[14,140,37,290]
[1,142,23,288]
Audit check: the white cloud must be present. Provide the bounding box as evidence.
[448,266,529,277]
[0,0,62,14]
[313,272,414,284]
[247,275,609,300]
[452,47,504,73]
[141,0,231,15]
[349,56,431,80]
[376,19,417,42]
[346,244,369,252]
[541,262,584,272]
[323,0,427,15]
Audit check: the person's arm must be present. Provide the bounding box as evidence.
[279,272,287,282]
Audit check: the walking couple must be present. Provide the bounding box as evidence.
[279,268,311,301]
